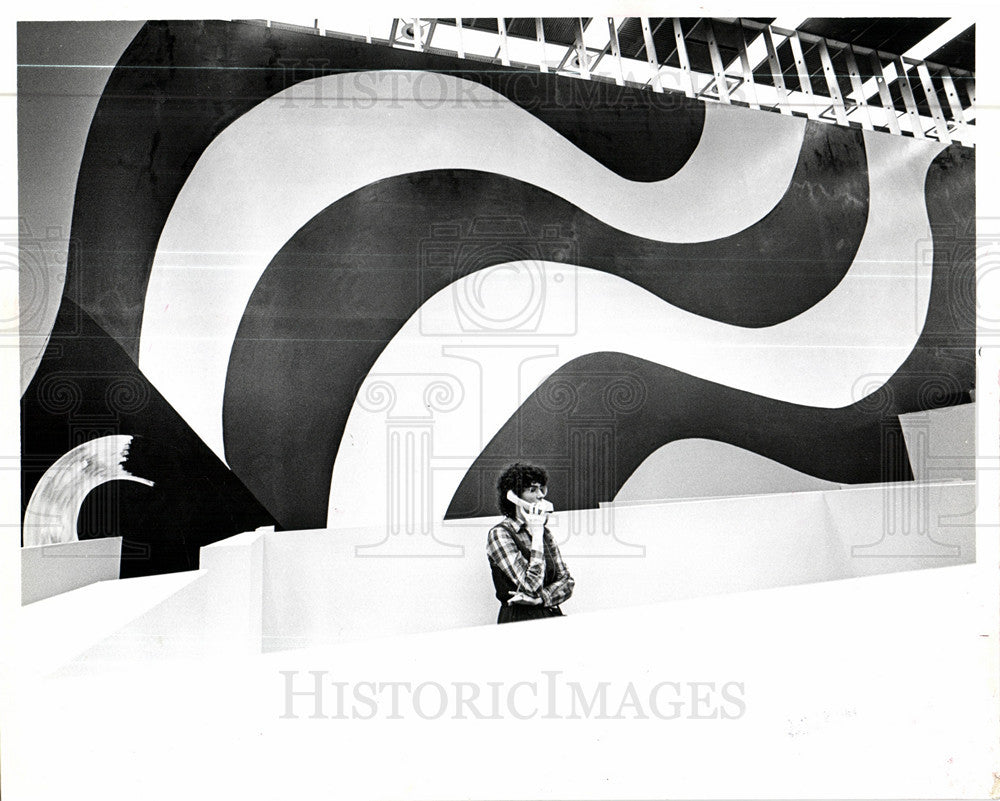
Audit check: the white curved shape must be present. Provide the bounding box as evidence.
[23,435,154,546]
[328,131,945,527]
[19,21,147,395]
[140,71,805,463]
[613,439,840,504]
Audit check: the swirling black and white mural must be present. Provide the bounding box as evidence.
[21,20,974,576]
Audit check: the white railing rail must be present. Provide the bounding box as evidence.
[236,17,976,147]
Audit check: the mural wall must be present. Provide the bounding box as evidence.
[20,20,975,579]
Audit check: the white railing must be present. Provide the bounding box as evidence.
[237,17,976,147]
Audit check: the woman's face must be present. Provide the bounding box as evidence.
[519,482,547,504]
[518,482,548,511]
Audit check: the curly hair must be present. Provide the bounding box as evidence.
[496,462,549,518]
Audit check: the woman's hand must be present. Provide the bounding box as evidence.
[523,504,549,537]
[508,591,543,606]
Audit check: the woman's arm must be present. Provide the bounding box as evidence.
[539,537,574,607]
[486,525,545,596]
[540,575,575,607]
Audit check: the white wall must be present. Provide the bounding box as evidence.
[614,439,839,502]
[21,536,121,605]
[7,563,994,799]
[16,481,976,670]
[899,402,975,481]
[55,530,265,667]
[261,480,975,649]
[615,403,976,504]
[16,570,201,676]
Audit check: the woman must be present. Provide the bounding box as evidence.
[486,462,575,624]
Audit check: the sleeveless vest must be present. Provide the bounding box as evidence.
[489,518,557,604]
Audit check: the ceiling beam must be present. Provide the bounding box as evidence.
[725,16,808,74]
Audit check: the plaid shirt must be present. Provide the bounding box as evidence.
[486,517,574,608]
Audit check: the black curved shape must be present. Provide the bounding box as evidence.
[65,19,706,359]
[445,144,975,517]
[223,121,867,529]
[21,298,276,578]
